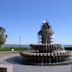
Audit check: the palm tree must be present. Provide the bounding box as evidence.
[0,27,7,47]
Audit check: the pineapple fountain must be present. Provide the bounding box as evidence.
[20,20,70,65]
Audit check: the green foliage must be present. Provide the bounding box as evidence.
[0,27,7,47]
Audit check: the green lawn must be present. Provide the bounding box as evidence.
[0,46,72,52]
[0,47,28,51]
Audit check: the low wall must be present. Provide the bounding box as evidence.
[0,64,13,72]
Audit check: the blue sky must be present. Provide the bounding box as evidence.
[0,0,72,45]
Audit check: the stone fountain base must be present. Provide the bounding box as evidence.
[20,44,71,65]
[20,51,70,65]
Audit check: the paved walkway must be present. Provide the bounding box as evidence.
[0,52,71,72]
[13,65,71,72]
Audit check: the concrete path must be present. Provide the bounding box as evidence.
[0,52,71,72]
[13,64,71,72]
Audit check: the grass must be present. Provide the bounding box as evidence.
[0,46,72,52]
[0,47,28,51]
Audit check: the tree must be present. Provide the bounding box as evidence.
[0,27,7,47]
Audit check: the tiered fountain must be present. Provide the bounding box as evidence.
[20,20,70,65]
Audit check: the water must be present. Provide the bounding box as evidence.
[3,44,30,48]
[6,55,72,66]
[3,44,72,48]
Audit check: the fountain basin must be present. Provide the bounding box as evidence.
[20,50,70,65]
